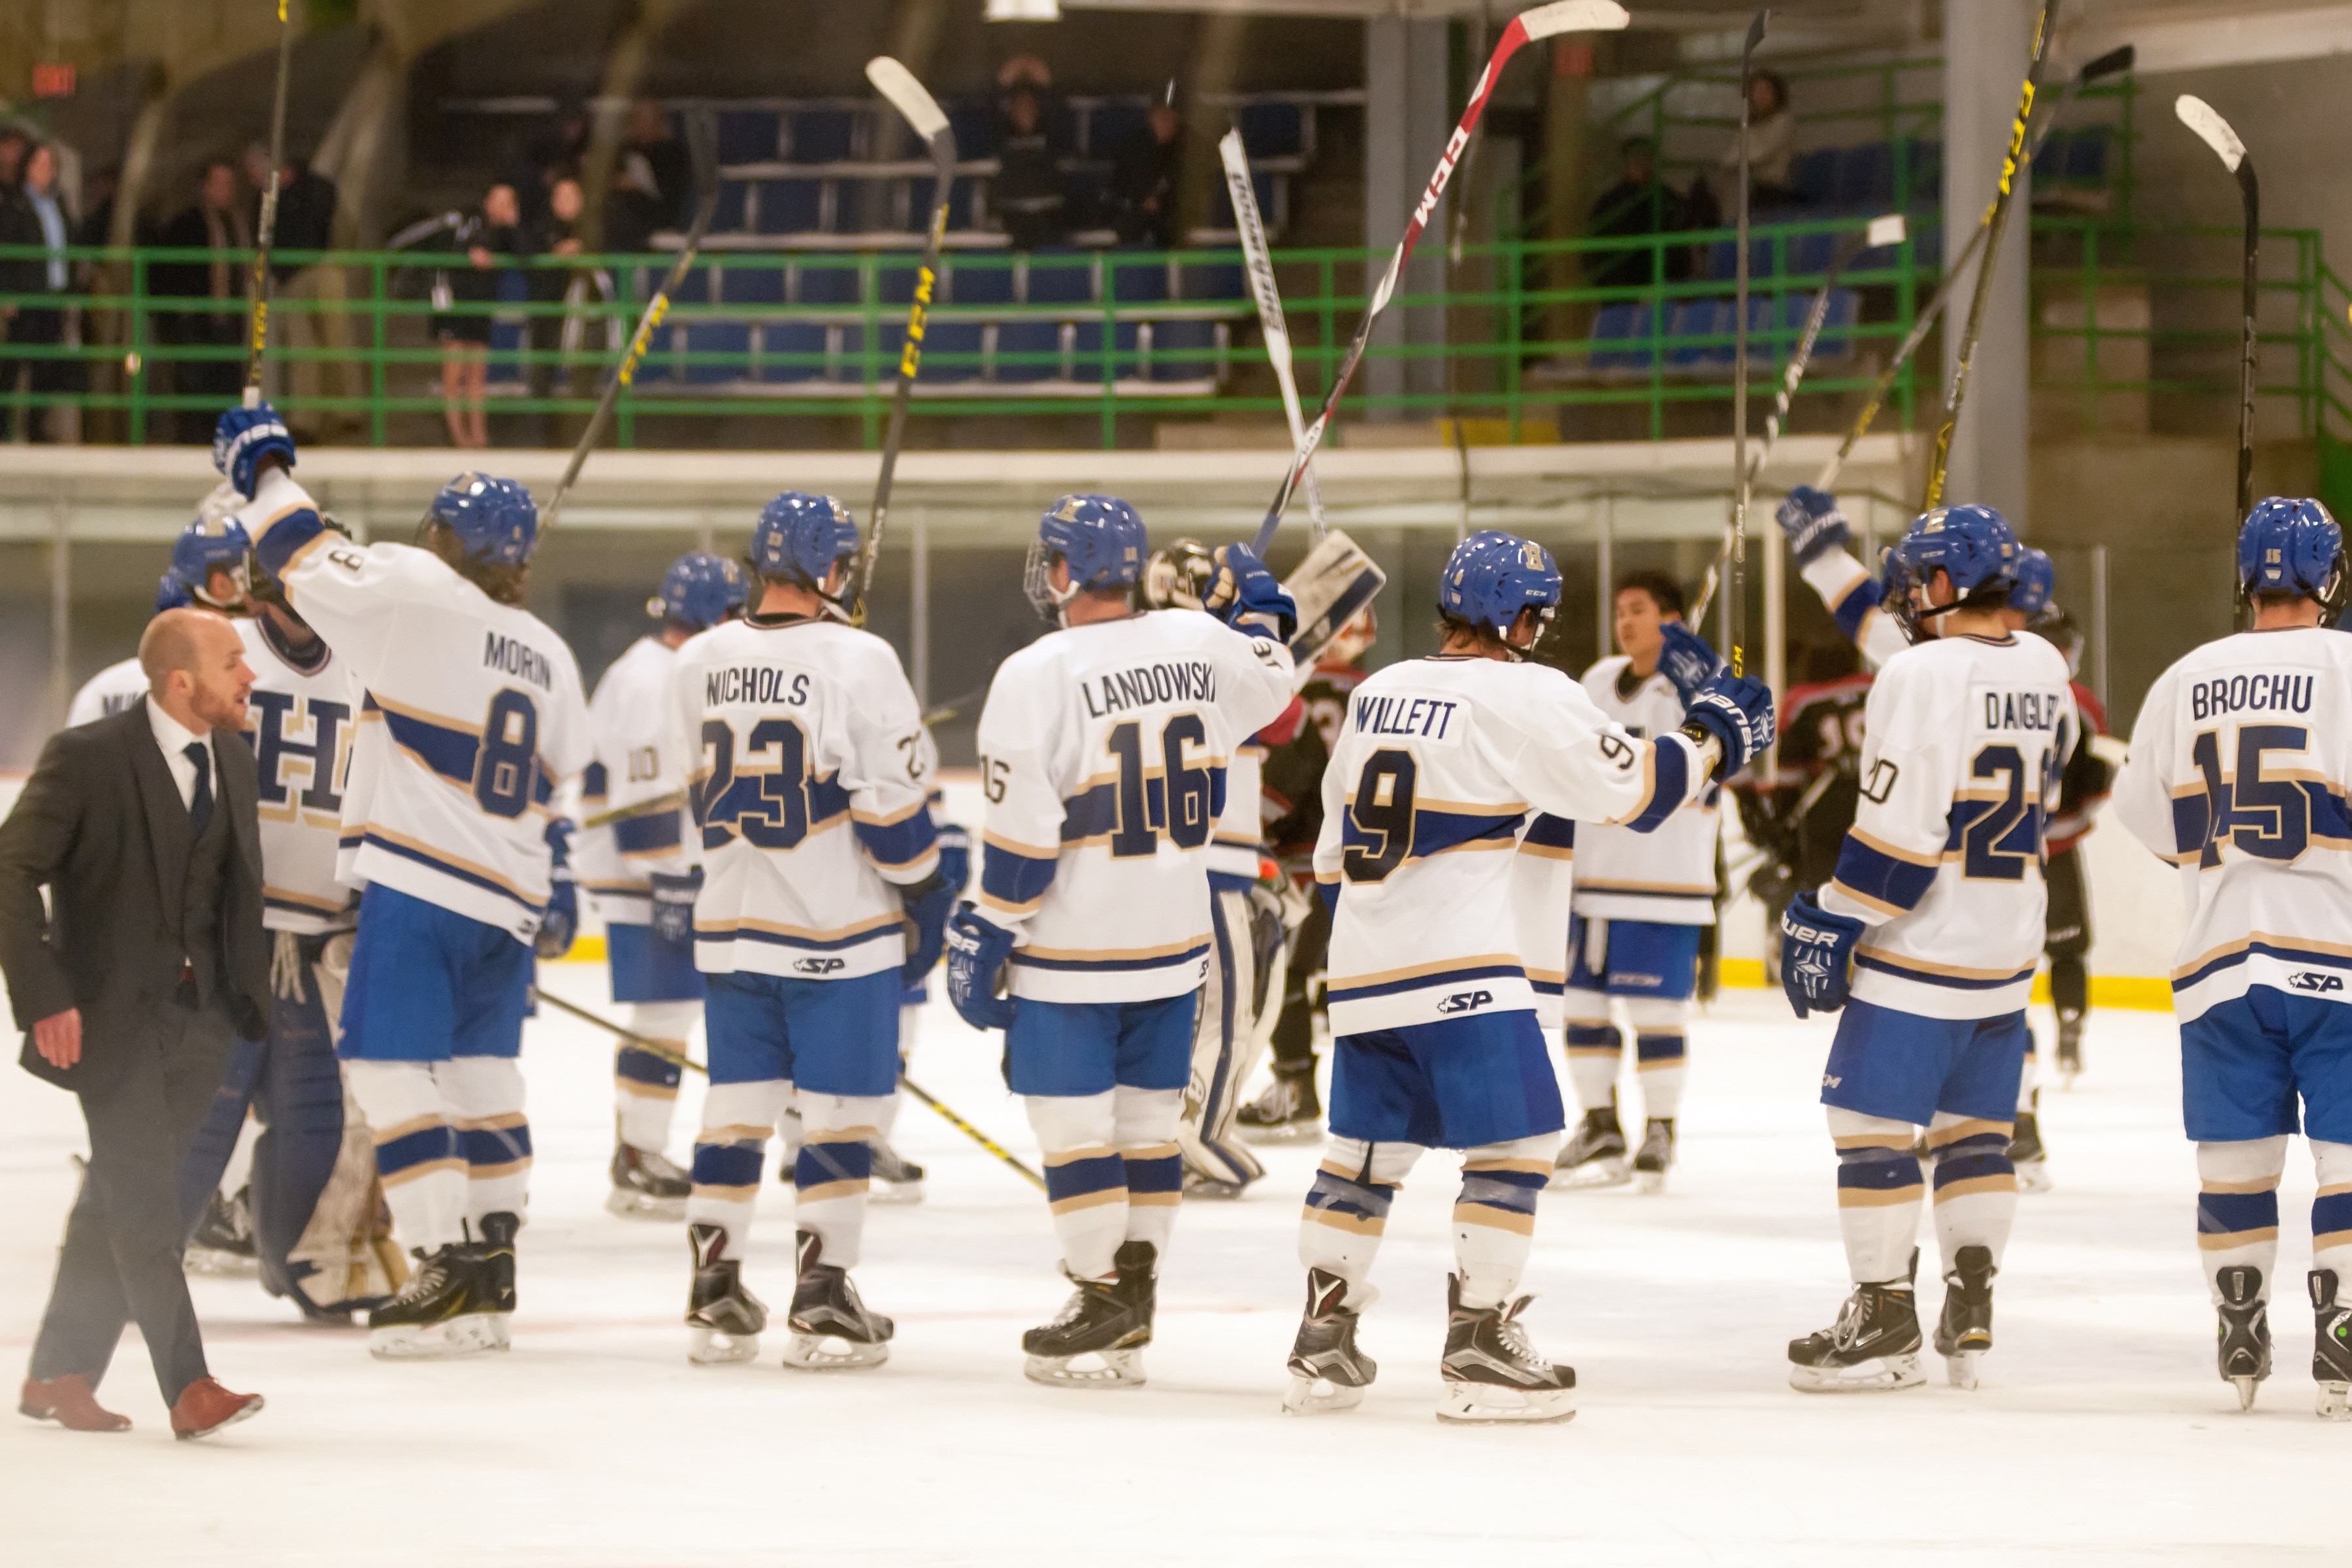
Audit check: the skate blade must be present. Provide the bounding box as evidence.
[1239,1122,1324,1147]
[1024,1348,1145,1389]
[2317,1382,2352,1421]
[781,1332,890,1371]
[1435,1382,1576,1424]
[1944,1350,1983,1390]
[687,1327,762,1365]
[368,1315,498,1360]
[1281,1373,1367,1416]
[2232,1373,2261,1412]
[184,1247,261,1277]
[604,1189,687,1221]
[868,1182,926,1207]
[1788,1353,1925,1394]
[2016,1162,2054,1196]
[1548,1157,1631,1192]
[1633,1168,1668,1196]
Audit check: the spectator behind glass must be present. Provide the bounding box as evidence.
[624,99,693,231]
[1718,69,1798,208]
[0,141,82,441]
[242,141,337,284]
[994,86,1068,251]
[1107,95,1184,250]
[525,173,589,446]
[0,128,27,197]
[153,159,252,443]
[434,181,525,450]
[1586,136,1693,291]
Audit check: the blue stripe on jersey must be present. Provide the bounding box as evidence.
[2198,1188,2279,1237]
[582,760,610,804]
[255,505,326,578]
[807,772,852,826]
[379,704,477,787]
[2173,939,2352,994]
[357,832,545,914]
[1325,960,1526,1006]
[853,809,939,871]
[613,811,683,855]
[694,921,900,954]
[1522,812,1576,853]
[981,841,1058,908]
[1408,809,1524,858]
[1012,942,1211,973]
[2172,778,2352,858]
[376,1122,458,1180]
[1831,836,1938,913]
[1061,768,1230,845]
[1829,572,1880,643]
[1624,737,1691,834]
[1853,951,2035,991]
[2312,1189,2352,1243]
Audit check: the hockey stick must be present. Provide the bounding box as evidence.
[1919,0,2063,511]
[1726,8,1770,676]
[529,985,1047,1190]
[1446,0,1494,546]
[1219,127,1328,540]
[859,56,958,617]
[1812,44,2133,496]
[2176,94,2258,524]
[542,110,719,531]
[240,0,295,408]
[1252,0,1629,553]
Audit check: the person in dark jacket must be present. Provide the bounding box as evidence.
[1107,95,1184,250]
[435,182,526,449]
[152,161,251,443]
[0,140,80,440]
[994,86,1068,250]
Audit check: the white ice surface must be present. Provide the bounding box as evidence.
[2,981,2342,1566]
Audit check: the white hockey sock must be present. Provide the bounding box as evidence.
[1561,992,1621,1111]
[615,1000,696,1154]
[1829,1107,1923,1286]
[1454,1134,1559,1308]
[2016,1044,2040,1114]
[221,1112,263,1196]
[687,1079,789,1258]
[794,1092,894,1271]
[1927,1111,2017,1271]
[1299,1136,1420,1309]
[2197,1136,2288,1302]
[346,1058,466,1253]
[1625,997,1690,1122]
[1028,1091,1126,1282]
[1115,1086,1184,1260]
[2315,1141,2352,1284]
[442,1056,531,1227]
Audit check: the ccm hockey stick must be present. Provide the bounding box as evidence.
[2176,94,2259,523]
[530,986,1046,1190]
[860,56,960,616]
[1812,44,2133,495]
[1252,0,1629,552]
[543,110,720,530]
[1219,127,1328,539]
[241,0,295,408]
[1919,0,2063,510]
[1727,8,1769,673]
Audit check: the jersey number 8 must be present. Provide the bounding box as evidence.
[474,690,540,819]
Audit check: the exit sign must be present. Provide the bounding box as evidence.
[32,63,75,99]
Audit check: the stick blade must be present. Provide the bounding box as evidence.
[1518,1,1629,41]
[2080,42,2134,84]
[1865,213,1906,250]
[1744,8,1771,57]
[2175,94,2246,173]
[866,56,951,144]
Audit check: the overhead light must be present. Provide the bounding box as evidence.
[985,0,1059,19]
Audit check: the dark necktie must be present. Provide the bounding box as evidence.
[184,740,213,840]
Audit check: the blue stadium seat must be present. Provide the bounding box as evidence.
[2064,125,2111,184]
[1107,255,1169,304]
[832,325,879,384]
[719,265,785,307]
[1589,302,1653,371]
[1704,237,1775,283]
[1086,102,1148,160]
[880,319,983,383]
[994,319,1065,383]
[753,179,824,235]
[1789,227,1838,276]
[1791,148,1838,204]
[1833,142,1892,206]
[1149,320,1220,382]
[762,321,828,384]
[947,103,994,159]
[1025,249,1097,305]
[713,180,750,234]
[1073,321,1142,381]
[1906,138,1942,203]
[1177,261,1245,301]
[1207,171,1282,231]
[904,174,977,233]
[1666,299,1727,368]
[949,256,1017,306]
[1237,102,1306,161]
[1784,288,1859,360]
[794,261,860,306]
[716,110,784,164]
[684,321,751,385]
[792,109,857,164]
[877,251,926,306]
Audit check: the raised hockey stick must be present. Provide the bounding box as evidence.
[1251,0,1630,553]
[859,56,959,617]
[2176,94,2259,524]
[1812,44,2132,496]
[530,985,1047,1190]
[240,0,295,408]
[1919,0,2063,511]
[542,110,720,531]
[1726,8,1770,675]
[1446,0,1494,546]
[1219,127,1328,540]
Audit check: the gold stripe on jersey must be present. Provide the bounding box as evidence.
[2171,929,2352,982]
[698,910,904,944]
[1328,951,1526,990]
[1018,934,1214,964]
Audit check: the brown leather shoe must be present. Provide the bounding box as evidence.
[18,1375,131,1433]
[168,1377,263,1441]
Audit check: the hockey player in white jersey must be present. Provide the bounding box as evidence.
[1552,569,1722,1194]
[666,493,951,1370]
[1778,485,1912,670]
[2112,497,2352,1418]
[219,403,591,1359]
[1286,532,1772,1422]
[580,551,747,1218]
[945,496,1296,1388]
[67,513,251,728]
[1776,504,2074,1394]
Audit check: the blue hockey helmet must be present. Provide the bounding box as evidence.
[427,472,539,566]
[154,572,195,614]
[1439,530,1561,649]
[2236,496,2345,608]
[1026,494,1146,618]
[170,514,252,610]
[751,491,862,617]
[651,551,749,632]
[2010,546,2055,619]
[1881,503,2019,640]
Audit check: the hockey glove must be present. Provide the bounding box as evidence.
[935,821,973,899]
[213,402,297,500]
[898,870,957,988]
[944,904,1017,1032]
[650,868,702,948]
[536,818,579,960]
[1780,890,1865,1018]
[1656,621,1725,705]
[1774,485,1851,567]
[1678,671,1776,781]
[1205,543,1298,645]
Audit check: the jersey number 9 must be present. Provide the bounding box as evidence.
[1342,748,1417,883]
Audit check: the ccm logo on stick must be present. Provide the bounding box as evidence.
[1435,990,1494,1015]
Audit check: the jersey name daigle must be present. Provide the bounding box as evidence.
[2112,626,2352,1023]
[65,657,150,728]
[237,617,361,934]
[1571,655,1720,926]
[973,608,1296,1004]
[1314,656,1712,1036]
[1819,632,2077,1019]
[670,615,938,983]
[580,636,696,928]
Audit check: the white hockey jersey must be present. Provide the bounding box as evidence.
[236,616,363,934]
[2112,626,2352,1024]
[1819,632,2076,1019]
[973,609,1295,1004]
[244,468,592,943]
[1209,740,1270,887]
[580,635,695,928]
[670,613,938,982]
[1571,655,1720,925]
[1803,546,1912,670]
[1512,811,1579,1025]
[1313,655,1714,1036]
[65,657,148,728]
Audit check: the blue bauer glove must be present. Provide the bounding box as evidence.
[1656,621,1724,705]
[650,868,702,949]
[1206,542,1298,644]
[1780,890,1865,1018]
[899,871,957,988]
[944,904,1017,1032]
[213,402,297,500]
[1774,485,1852,567]
[1679,671,1776,781]
[934,821,973,899]
[535,817,579,960]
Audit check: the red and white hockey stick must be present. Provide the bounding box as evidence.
[1252,0,1629,552]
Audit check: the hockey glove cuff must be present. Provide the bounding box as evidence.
[1775,485,1851,567]
[1656,621,1725,704]
[1780,891,1865,1018]
[934,821,973,900]
[536,872,578,960]
[898,870,958,988]
[945,904,1018,1032]
[650,868,703,948]
[213,402,297,500]
[1207,542,1298,644]
[1679,672,1776,781]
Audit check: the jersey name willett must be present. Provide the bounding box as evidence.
[483,631,555,691]
[1079,658,1217,718]
[1352,693,1462,741]
[2189,672,2317,720]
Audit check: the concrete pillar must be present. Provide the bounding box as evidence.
[1942,0,2034,528]
[1364,17,1451,415]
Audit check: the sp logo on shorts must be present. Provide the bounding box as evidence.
[2290,971,2344,994]
[794,956,848,975]
[1435,990,1494,1015]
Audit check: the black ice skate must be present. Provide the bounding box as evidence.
[606,1143,690,1220]
[467,1211,520,1350]
[869,1139,927,1206]
[1237,1072,1322,1145]
[1282,1268,1376,1416]
[2009,1100,2052,1194]
[1023,1242,1154,1390]
[1788,1278,1925,1394]
[1437,1274,1575,1424]
[2310,1270,2352,1422]
[186,1187,259,1275]
[2215,1264,2271,1411]
[367,1245,497,1360]
[1933,1245,1997,1390]
[684,1222,767,1365]
[1549,1103,1631,1191]
[782,1229,892,1371]
[1631,1118,1676,1195]
[2055,1012,2085,1085]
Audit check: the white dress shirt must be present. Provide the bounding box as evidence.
[146,694,214,813]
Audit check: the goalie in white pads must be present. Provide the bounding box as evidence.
[2111,498,2352,1418]
[946,496,1296,1388]
[1288,532,1772,1423]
